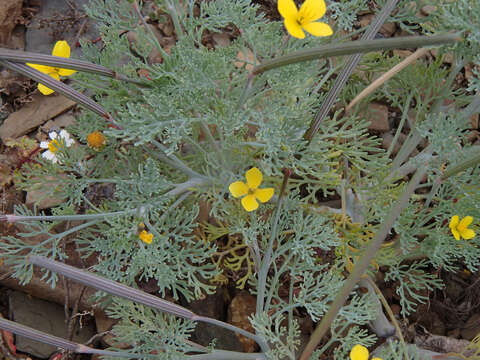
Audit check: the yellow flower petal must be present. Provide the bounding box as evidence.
[26,63,55,74]
[458,216,473,231]
[302,21,333,37]
[245,167,263,190]
[278,0,298,20]
[284,17,306,39]
[139,230,153,244]
[298,0,327,23]
[461,228,475,240]
[449,215,459,229]
[451,227,460,241]
[350,344,369,360]
[229,181,249,198]
[255,188,274,203]
[52,40,71,58]
[371,358,383,360]
[38,83,55,95]
[241,194,259,212]
[58,68,77,76]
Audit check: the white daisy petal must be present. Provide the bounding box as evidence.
[49,131,58,140]
[40,141,50,149]
[42,151,58,163]
[59,130,75,147]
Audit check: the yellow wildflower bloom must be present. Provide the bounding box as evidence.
[449,215,475,240]
[139,230,153,244]
[87,131,107,151]
[350,344,382,360]
[278,0,333,39]
[27,40,77,95]
[229,167,274,212]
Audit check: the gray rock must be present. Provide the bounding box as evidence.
[186,288,243,352]
[8,290,95,359]
[26,0,99,58]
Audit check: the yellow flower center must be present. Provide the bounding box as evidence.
[48,139,63,153]
[87,131,107,150]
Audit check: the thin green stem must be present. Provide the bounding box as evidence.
[363,275,409,360]
[299,165,427,360]
[441,152,480,180]
[0,317,146,358]
[132,1,170,62]
[256,169,291,315]
[189,350,265,360]
[166,0,184,38]
[151,139,206,178]
[1,60,121,128]
[305,0,399,143]
[252,34,460,76]
[3,208,140,222]
[387,94,413,158]
[200,120,225,166]
[0,48,146,85]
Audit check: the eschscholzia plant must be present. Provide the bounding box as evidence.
[449,215,475,240]
[39,130,75,164]
[229,167,274,212]
[27,40,77,95]
[278,0,333,39]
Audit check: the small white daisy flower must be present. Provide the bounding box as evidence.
[39,130,74,164]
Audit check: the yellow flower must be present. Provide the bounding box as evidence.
[27,40,77,95]
[139,230,153,244]
[87,131,107,151]
[278,0,333,39]
[449,215,475,240]
[229,167,274,212]
[350,345,382,360]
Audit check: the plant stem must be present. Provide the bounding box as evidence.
[251,34,459,76]
[0,60,121,128]
[256,169,291,314]
[304,0,399,143]
[151,139,206,179]
[0,317,144,358]
[441,152,480,180]
[362,275,409,360]
[299,165,427,360]
[2,209,140,222]
[28,256,269,353]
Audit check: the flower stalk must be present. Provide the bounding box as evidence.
[299,165,427,360]
[251,34,460,76]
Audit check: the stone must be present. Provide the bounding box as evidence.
[461,313,480,340]
[227,292,257,353]
[39,113,77,135]
[358,14,374,28]
[393,50,413,58]
[8,290,95,358]
[94,310,130,349]
[0,94,76,141]
[379,23,396,37]
[0,0,22,46]
[235,49,258,72]
[25,0,98,58]
[25,175,68,210]
[362,103,390,132]
[187,288,243,351]
[0,263,95,311]
[212,33,231,48]
[421,5,438,15]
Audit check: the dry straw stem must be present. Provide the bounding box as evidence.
[345,48,429,112]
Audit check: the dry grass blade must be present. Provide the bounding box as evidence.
[345,48,429,112]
